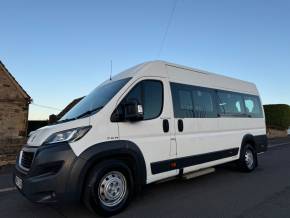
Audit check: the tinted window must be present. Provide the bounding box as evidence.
[179,90,193,111]
[217,91,245,115]
[171,83,217,118]
[61,78,131,121]
[244,96,263,118]
[143,81,163,119]
[171,84,193,118]
[121,80,163,120]
[124,83,142,104]
[192,89,217,118]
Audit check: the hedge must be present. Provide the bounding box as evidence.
[263,104,290,130]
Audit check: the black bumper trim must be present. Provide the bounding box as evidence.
[254,134,268,153]
[151,148,239,175]
[14,142,77,203]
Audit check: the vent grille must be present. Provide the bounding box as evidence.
[20,151,35,170]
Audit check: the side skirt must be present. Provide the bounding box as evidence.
[151,148,239,175]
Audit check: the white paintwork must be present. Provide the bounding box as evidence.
[166,64,258,95]
[116,75,178,182]
[26,60,266,184]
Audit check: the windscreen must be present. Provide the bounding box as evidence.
[60,78,131,121]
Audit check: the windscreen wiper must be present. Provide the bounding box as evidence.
[76,106,104,119]
[57,117,76,124]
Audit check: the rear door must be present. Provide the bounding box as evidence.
[116,77,178,183]
[170,83,222,172]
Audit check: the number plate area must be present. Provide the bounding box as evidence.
[15,176,23,190]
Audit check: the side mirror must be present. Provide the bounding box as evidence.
[124,100,144,121]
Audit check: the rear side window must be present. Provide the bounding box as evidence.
[171,84,194,118]
[244,96,263,118]
[192,89,217,118]
[179,90,193,111]
[217,91,245,116]
[121,80,163,120]
[171,83,217,118]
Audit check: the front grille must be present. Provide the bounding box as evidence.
[20,151,35,170]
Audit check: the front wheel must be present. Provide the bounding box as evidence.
[83,160,134,217]
[236,144,257,172]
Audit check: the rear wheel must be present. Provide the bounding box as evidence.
[83,160,134,217]
[236,144,257,172]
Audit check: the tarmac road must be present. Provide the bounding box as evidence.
[1,137,290,218]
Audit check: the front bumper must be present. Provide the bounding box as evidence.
[14,142,77,203]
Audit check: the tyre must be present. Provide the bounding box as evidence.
[83,160,134,217]
[236,144,257,172]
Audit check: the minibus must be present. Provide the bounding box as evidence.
[14,61,267,216]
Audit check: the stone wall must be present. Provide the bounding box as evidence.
[267,128,289,139]
[0,66,29,166]
[0,138,26,166]
[0,101,29,138]
[0,101,28,166]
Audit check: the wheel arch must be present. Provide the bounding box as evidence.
[240,134,258,166]
[241,134,257,151]
[66,140,147,202]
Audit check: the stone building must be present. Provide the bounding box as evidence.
[0,61,31,166]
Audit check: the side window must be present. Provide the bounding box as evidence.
[143,81,163,120]
[170,83,217,118]
[192,89,217,118]
[125,83,142,104]
[244,96,263,118]
[121,80,163,120]
[217,91,245,115]
[171,83,194,118]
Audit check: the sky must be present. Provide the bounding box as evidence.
[0,0,289,120]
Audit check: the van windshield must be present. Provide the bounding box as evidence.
[59,78,131,122]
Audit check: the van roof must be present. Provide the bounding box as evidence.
[111,60,259,96]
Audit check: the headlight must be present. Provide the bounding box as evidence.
[44,126,91,145]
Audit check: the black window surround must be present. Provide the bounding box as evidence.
[171,82,218,118]
[217,90,247,117]
[170,82,263,119]
[113,79,164,122]
[242,95,263,118]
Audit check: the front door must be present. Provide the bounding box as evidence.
[116,77,177,183]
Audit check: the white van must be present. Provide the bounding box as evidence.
[14,61,267,216]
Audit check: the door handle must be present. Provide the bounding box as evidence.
[178,119,183,132]
[163,119,169,133]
